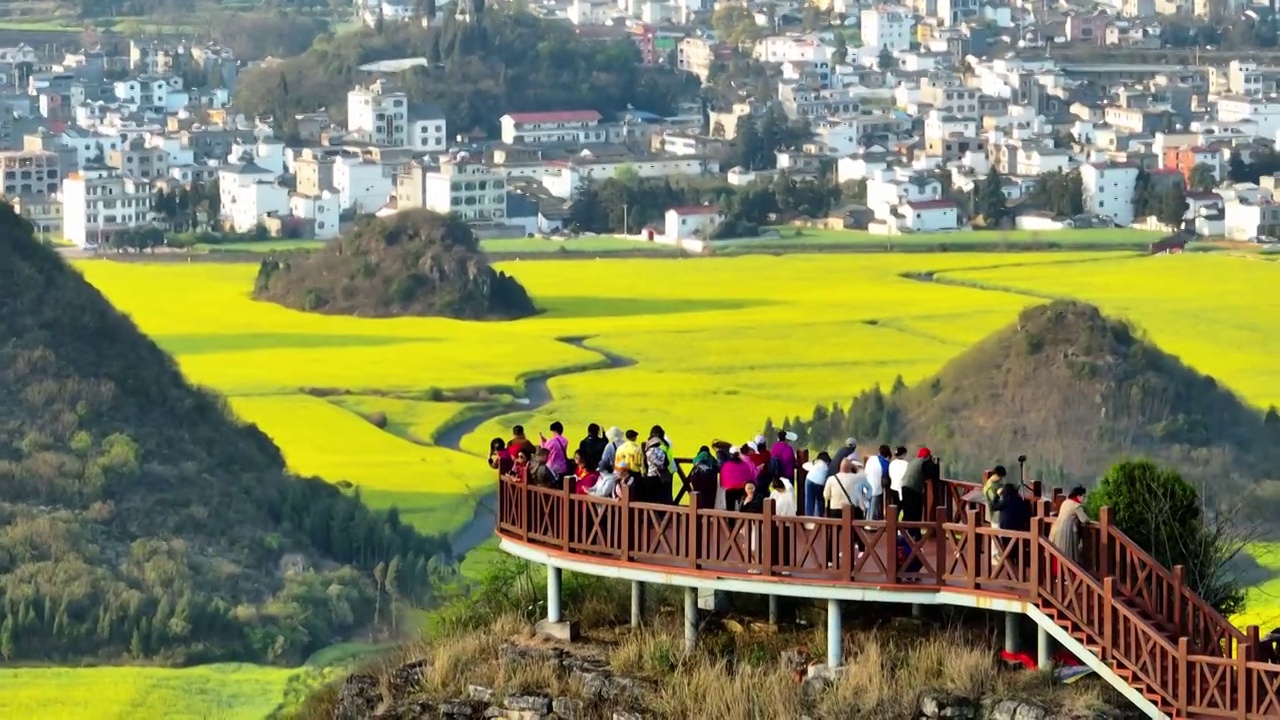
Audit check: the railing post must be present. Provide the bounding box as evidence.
[1029,516,1042,601]
[619,484,631,563]
[965,508,978,590]
[933,505,945,587]
[1247,625,1260,662]
[1237,641,1251,720]
[886,504,899,583]
[560,482,571,552]
[1098,506,1112,577]
[762,497,774,576]
[1177,636,1189,711]
[1172,564,1185,633]
[520,478,529,543]
[841,504,854,580]
[1103,576,1115,664]
[687,491,699,569]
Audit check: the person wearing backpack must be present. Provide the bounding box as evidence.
[643,425,674,503]
[863,444,892,521]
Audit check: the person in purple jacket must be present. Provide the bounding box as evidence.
[770,430,798,481]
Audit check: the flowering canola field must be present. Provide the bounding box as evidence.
[40,250,1280,718]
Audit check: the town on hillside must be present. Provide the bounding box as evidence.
[2,0,1280,250]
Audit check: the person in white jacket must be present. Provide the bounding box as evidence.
[768,476,797,516]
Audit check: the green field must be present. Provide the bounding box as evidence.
[714,227,1166,251]
[59,249,1280,716]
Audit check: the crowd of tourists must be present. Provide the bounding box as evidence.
[489,422,1091,566]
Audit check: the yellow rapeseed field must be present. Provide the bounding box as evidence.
[59,250,1280,715]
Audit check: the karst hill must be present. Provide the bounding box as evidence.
[253,210,537,320]
[0,205,444,665]
[791,300,1280,493]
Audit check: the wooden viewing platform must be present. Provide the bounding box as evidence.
[494,460,1280,720]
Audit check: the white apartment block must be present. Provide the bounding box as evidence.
[423,157,507,222]
[1228,61,1263,98]
[347,80,445,150]
[335,156,397,214]
[289,192,341,239]
[860,5,914,53]
[542,155,720,200]
[499,111,605,146]
[113,75,189,114]
[813,118,862,156]
[61,167,153,247]
[1081,163,1139,226]
[58,129,122,168]
[0,43,38,65]
[1224,198,1280,240]
[1217,96,1280,139]
[228,138,286,177]
[219,162,288,233]
[753,35,832,64]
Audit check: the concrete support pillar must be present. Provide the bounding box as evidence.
[697,587,729,613]
[547,565,562,623]
[768,595,780,625]
[684,587,698,652]
[630,581,645,628]
[1037,624,1053,671]
[911,604,925,619]
[1005,612,1020,655]
[827,599,843,667]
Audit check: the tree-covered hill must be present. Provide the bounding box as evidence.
[235,10,700,139]
[0,204,447,665]
[254,210,536,319]
[782,301,1280,502]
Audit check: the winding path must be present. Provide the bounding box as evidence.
[440,336,636,559]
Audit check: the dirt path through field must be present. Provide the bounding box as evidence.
[441,337,635,560]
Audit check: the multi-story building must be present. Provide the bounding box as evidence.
[498,111,606,146]
[9,194,62,238]
[218,161,289,233]
[107,140,170,180]
[347,80,410,147]
[1217,95,1280,139]
[61,166,154,247]
[1081,162,1140,226]
[1224,198,1280,240]
[860,5,914,53]
[1162,146,1220,185]
[936,0,978,25]
[295,148,340,196]
[1228,61,1264,97]
[0,150,61,198]
[777,83,860,119]
[677,37,731,83]
[423,155,507,222]
[113,75,189,114]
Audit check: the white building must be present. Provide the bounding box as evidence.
[1228,60,1263,97]
[0,44,38,65]
[1081,163,1140,226]
[289,192,341,239]
[58,129,122,168]
[753,35,832,64]
[1223,198,1280,240]
[860,5,915,53]
[664,205,723,242]
[61,167,153,247]
[898,199,959,231]
[499,110,605,146]
[867,173,943,219]
[112,75,189,114]
[836,149,892,184]
[1217,96,1280,139]
[423,156,507,222]
[227,138,286,177]
[219,161,289,233]
[347,80,418,148]
[335,156,397,214]
[813,118,862,156]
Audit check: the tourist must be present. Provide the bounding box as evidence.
[1049,486,1090,567]
[506,424,536,460]
[769,475,797,517]
[746,435,771,478]
[688,445,719,509]
[513,448,530,478]
[588,469,618,499]
[770,431,798,481]
[802,451,832,517]
[539,421,570,477]
[898,447,931,530]
[597,426,624,475]
[992,483,1030,532]
[615,429,645,490]
[823,458,862,519]
[740,481,764,513]
[528,447,558,488]
[831,438,859,475]
[888,446,909,506]
[862,444,891,521]
[572,450,599,494]
[577,423,608,472]
[644,425,674,504]
[983,465,1011,527]
[613,461,635,499]
[720,446,755,510]
[488,437,513,476]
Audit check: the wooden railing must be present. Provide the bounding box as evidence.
[495,472,1280,719]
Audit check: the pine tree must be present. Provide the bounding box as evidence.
[385,555,401,630]
[372,561,387,635]
[130,628,144,658]
[1132,168,1152,219]
[975,170,1008,227]
[1156,183,1189,229]
[1,615,13,660]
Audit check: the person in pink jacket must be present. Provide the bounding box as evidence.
[720,445,756,510]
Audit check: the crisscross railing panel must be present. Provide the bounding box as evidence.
[771,516,845,579]
[698,510,762,570]
[525,485,564,545]
[569,494,621,557]
[630,502,689,566]
[1247,663,1280,720]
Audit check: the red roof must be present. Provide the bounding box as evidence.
[504,110,602,124]
[903,199,958,210]
[668,205,721,215]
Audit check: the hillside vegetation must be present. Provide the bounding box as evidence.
[787,301,1280,495]
[253,210,537,320]
[0,205,446,666]
[234,10,699,138]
